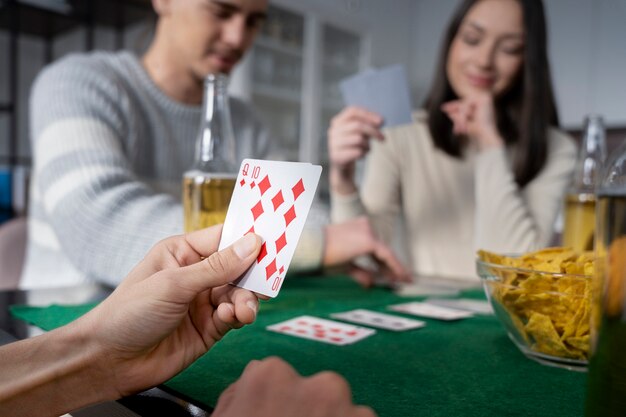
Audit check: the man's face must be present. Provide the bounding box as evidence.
[161,0,268,76]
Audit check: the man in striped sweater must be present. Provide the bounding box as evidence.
[22,0,409,288]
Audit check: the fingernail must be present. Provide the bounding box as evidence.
[233,234,258,259]
[246,300,258,317]
[226,303,235,316]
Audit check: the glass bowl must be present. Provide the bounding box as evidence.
[476,258,592,371]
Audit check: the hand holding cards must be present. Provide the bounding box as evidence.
[218,159,322,298]
[339,64,413,128]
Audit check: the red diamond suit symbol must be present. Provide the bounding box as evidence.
[251,200,264,221]
[292,179,305,201]
[284,205,296,227]
[258,175,271,196]
[265,259,277,280]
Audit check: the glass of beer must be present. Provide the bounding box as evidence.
[584,146,626,416]
[183,170,236,232]
[562,192,597,251]
[563,114,606,252]
[585,191,626,415]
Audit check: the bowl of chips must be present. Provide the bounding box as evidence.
[476,247,594,371]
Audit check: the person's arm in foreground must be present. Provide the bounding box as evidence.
[0,225,259,416]
[0,225,376,417]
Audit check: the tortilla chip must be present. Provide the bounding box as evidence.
[525,312,576,358]
[565,335,590,353]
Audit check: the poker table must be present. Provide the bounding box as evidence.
[10,275,587,417]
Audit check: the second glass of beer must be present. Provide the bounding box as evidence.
[562,114,606,250]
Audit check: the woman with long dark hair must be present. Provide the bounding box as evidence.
[328,0,576,280]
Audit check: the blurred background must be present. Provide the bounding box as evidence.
[1,0,625,223]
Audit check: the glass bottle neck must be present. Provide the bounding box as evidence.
[572,115,607,192]
[581,116,607,158]
[194,74,237,174]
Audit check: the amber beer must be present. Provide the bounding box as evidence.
[584,193,626,416]
[562,192,596,251]
[183,171,236,232]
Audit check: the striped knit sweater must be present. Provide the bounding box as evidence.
[22,51,324,288]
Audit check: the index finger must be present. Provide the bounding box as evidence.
[211,285,260,325]
[184,223,225,257]
[122,224,226,286]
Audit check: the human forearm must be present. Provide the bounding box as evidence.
[0,228,264,416]
[0,322,114,417]
[42,175,182,285]
[474,147,541,251]
[30,63,188,286]
[330,190,366,225]
[330,166,358,195]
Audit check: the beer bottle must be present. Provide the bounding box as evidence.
[183,74,238,232]
[562,115,607,251]
[584,140,626,416]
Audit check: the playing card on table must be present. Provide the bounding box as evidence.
[388,302,474,321]
[424,298,493,315]
[394,282,461,297]
[331,309,426,331]
[219,159,322,298]
[267,316,375,345]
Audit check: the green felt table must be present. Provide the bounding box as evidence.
[11,275,587,417]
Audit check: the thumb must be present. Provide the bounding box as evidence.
[373,242,411,282]
[175,233,262,295]
[348,264,375,288]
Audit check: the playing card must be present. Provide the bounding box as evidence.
[388,302,475,321]
[331,309,426,331]
[394,283,461,297]
[267,316,375,345]
[219,159,322,298]
[339,64,413,128]
[424,298,493,315]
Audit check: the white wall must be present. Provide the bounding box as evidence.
[409,0,458,105]
[545,0,595,129]
[271,0,414,71]
[579,0,626,129]
[409,0,626,129]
